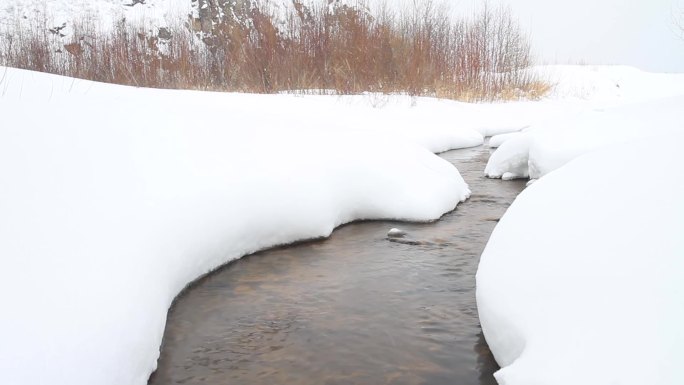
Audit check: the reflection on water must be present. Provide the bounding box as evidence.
[148,146,526,385]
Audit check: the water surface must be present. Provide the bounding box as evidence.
[149,146,526,385]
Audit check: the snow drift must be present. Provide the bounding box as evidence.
[485,66,684,180]
[479,66,684,384]
[0,66,484,385]
[477,135,684,385]
[486,96,684,180]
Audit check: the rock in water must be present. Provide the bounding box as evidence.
[387,228,407,238]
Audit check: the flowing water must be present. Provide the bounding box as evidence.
[148,145,526,385]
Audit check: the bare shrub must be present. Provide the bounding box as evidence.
[0,0,547,101]
[676,4,684,40]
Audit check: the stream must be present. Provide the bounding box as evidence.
[148,145,526,385]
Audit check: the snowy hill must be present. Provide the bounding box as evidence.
[0,0,190,35]
[0,0,365,37]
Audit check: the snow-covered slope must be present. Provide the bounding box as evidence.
[478,135,684,385]
[2,61,684,385]
[486,66,684,180]
[478,65,684,385]
[0,65,533,385]
[0,0,368,37]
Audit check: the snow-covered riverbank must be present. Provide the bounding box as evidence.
[478,135,684,385]
[485,66,684,179]
[478,65,684,385]
[1,64,683,385]
[0,65,527,385]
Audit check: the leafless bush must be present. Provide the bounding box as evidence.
[0,0,547,101]
[676,4,684,40]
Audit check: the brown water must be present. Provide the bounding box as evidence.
[148,146,526,385]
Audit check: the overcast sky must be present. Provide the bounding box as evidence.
[379,0,684,72]
[452,0,684,72]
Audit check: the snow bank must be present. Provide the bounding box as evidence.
[530,97,684,178]
[480,65,684,384]
[485,66,684,180]
[0,66,482,385]
[4,63,682,385]
[485,95,684,180]
[477,135,684,385]
[484,134,531,180]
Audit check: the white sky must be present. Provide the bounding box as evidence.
[376,0,684,72]
[460,0,684,72]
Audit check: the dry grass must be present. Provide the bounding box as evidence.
[0,0,549,101]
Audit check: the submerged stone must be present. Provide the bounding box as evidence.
[387,228,407,238]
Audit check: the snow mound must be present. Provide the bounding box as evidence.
[0,66,477,385]
[477,135,684,385]
[486,95,684,180]
[484,133,531,180]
